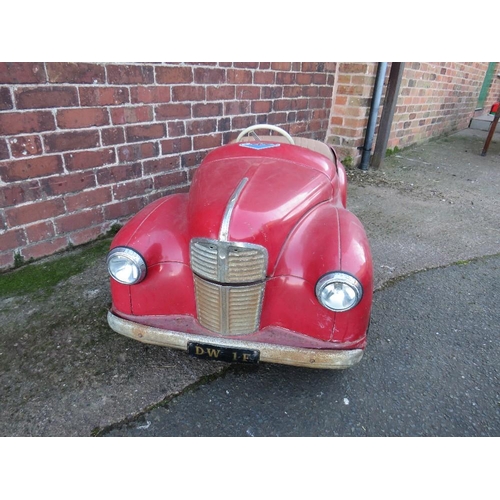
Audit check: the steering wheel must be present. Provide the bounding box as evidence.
[236,124,295,145]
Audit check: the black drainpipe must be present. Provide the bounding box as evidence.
[359,62,388,171]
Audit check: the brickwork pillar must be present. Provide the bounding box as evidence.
[326,62,378,166]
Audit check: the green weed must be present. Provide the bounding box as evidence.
[0,238,112,298]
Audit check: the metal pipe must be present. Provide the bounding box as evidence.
[372,62,405,169]
[359,62,388,171]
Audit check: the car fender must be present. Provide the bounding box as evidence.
[266,203,371,343]
[110,193,195,317]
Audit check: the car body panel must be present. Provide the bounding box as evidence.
[107,134,373,369]
[187,145,339,273]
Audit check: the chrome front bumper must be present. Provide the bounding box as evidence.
[108,311,364,370]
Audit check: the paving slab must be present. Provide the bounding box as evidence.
[1,128,499,436]
[346,128,500,289]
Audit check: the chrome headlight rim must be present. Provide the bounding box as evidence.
[107,246,147,285]
[315,272,363,312]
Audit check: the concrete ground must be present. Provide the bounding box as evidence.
[348,128,500,290]
[106,253,500,437]
[0,127,499,436]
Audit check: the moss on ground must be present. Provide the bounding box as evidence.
[0,238,112,298]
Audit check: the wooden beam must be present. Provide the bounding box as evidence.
[371,62,405,169]
[480,107,500,156]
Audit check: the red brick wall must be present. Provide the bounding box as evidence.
[389,62,492,150]
[327,62,497,164]
[327,62,378,160]
[0,62,335,269]
[1,61,496,269]
[482,62,500,115]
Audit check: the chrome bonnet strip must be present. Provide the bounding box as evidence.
[219,177,248,241]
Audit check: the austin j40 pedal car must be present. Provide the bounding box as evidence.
[106,125,373,369]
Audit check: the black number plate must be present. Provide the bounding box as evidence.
[188,342,260,364]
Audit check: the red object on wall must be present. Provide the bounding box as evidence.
[490,102,499,114]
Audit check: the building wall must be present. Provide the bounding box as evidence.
[327,62,377,161]
[0,61,497,269]
[482,62,500,114]
[0,62,335,269]
[326,62,497,164]
[389,62,494,150]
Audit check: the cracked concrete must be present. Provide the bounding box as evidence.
[0,127,499,436]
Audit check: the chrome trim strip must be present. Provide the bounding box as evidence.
[219,177,248,241]
[108,311,364,369]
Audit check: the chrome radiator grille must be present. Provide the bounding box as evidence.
[190,238,268,335]
[193,276,265,335]
[190,238,267,283]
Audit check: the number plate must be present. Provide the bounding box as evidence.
[187,342,260,364]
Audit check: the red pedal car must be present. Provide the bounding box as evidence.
[106,125,373,369]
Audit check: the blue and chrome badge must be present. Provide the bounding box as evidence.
[239,143,281,150]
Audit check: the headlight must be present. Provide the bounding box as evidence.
[107,247,147,285]
[315,272,363,312]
